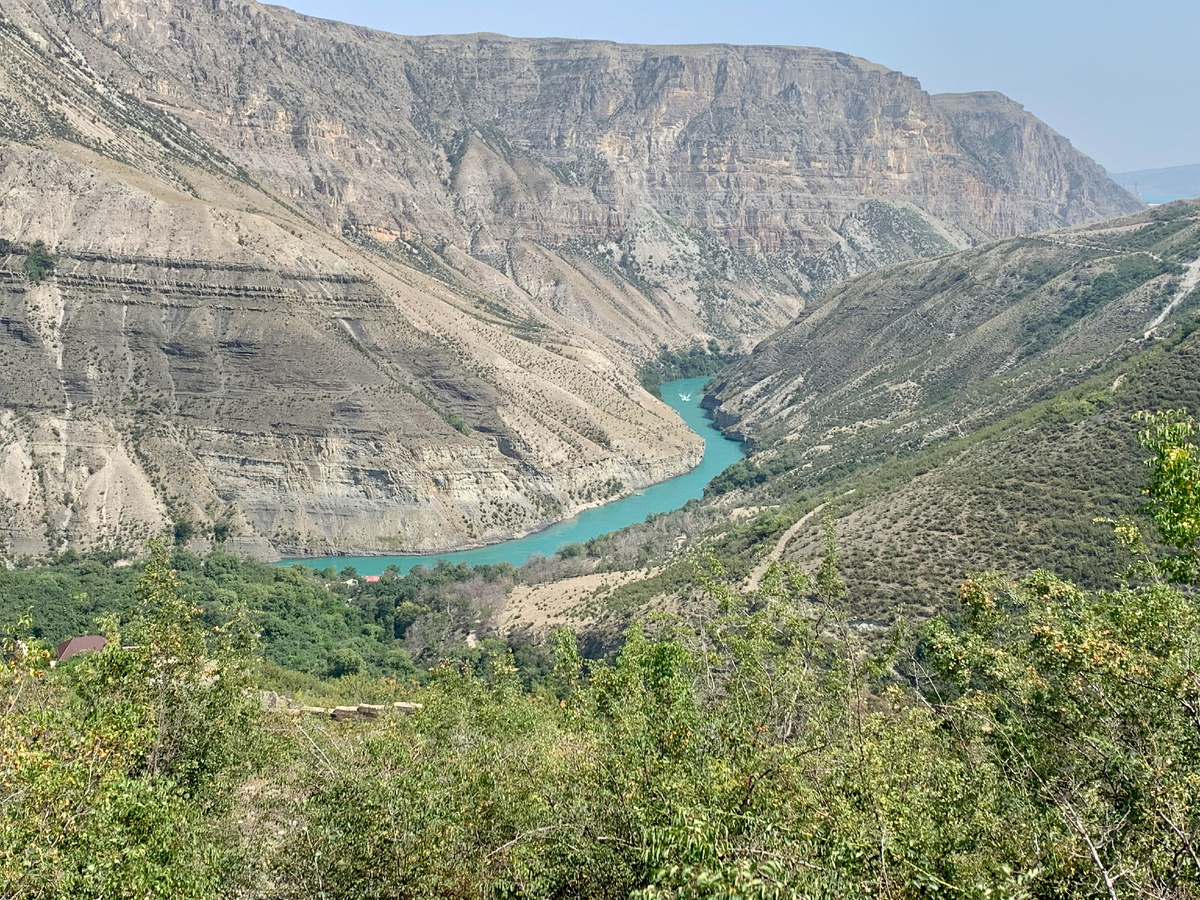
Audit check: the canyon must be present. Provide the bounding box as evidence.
[0,0,1142,557]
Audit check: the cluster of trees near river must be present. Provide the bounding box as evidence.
[3,410,1200,899]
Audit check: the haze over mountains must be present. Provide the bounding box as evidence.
[1112,163,1200,202]
[0,0,1144,559]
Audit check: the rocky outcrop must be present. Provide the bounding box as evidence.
[0,0,1144,557]
[931,92,1134,233]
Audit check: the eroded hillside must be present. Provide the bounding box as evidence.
[711,202,1200,449]
[0,44,701,558]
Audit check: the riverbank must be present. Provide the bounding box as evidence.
[279,377,744,576]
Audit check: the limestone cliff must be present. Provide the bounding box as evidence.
[0,0,1143,557]
[0,140,704,559]
[51,0,1142,267]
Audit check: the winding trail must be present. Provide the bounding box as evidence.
[745,490,853,590]
[1024,216,1200,339]
[1028,233,1166,261]
[1145,254,1200,336]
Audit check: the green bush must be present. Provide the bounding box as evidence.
[21,240,56,283]
[173,519,196,545]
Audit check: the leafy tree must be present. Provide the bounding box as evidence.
[326,646,365,678]
[921,411,1200,897]
[173,519,195,545]
[1133,408,1200,582]
[0,542,259,898]
[21,241,56,283]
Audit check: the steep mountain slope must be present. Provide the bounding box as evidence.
[23,0,1141,310]
[0,0,1142,558]
[698,200,1200,621]
[0,16,700,559]
[0,150,704,559]
[710,201,1199,450]
[781,329,1200,624]
[503,204,1200,638]
[929,91,1129,232]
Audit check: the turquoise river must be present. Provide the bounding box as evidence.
[280,377,744,576]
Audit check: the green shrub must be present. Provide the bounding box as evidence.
[21,240,56,283]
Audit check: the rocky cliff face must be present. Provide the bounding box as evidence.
[42,0,1144,292]
[57,2,1142,248]
[0,0,1143,557]
[0,140,704,559]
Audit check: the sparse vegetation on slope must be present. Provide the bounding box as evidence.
[680,201,1200,627]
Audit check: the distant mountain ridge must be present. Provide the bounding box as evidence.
[26,0,1143,292]
[1112,164,1200,202]
[0,0,1144,558]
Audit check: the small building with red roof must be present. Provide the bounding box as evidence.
[55,635,106,663]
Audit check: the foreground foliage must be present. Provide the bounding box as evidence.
[3,413,1200,898]
[1,544,259,898]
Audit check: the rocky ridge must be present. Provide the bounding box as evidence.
[52,0,1142,292]
[708,200,1200,476]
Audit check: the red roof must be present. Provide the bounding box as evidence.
[55,635,107,662]
[364,575,381,582]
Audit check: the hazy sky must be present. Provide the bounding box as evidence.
[279,0,1197,174]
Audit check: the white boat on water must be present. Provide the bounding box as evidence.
[679,393,691,401]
